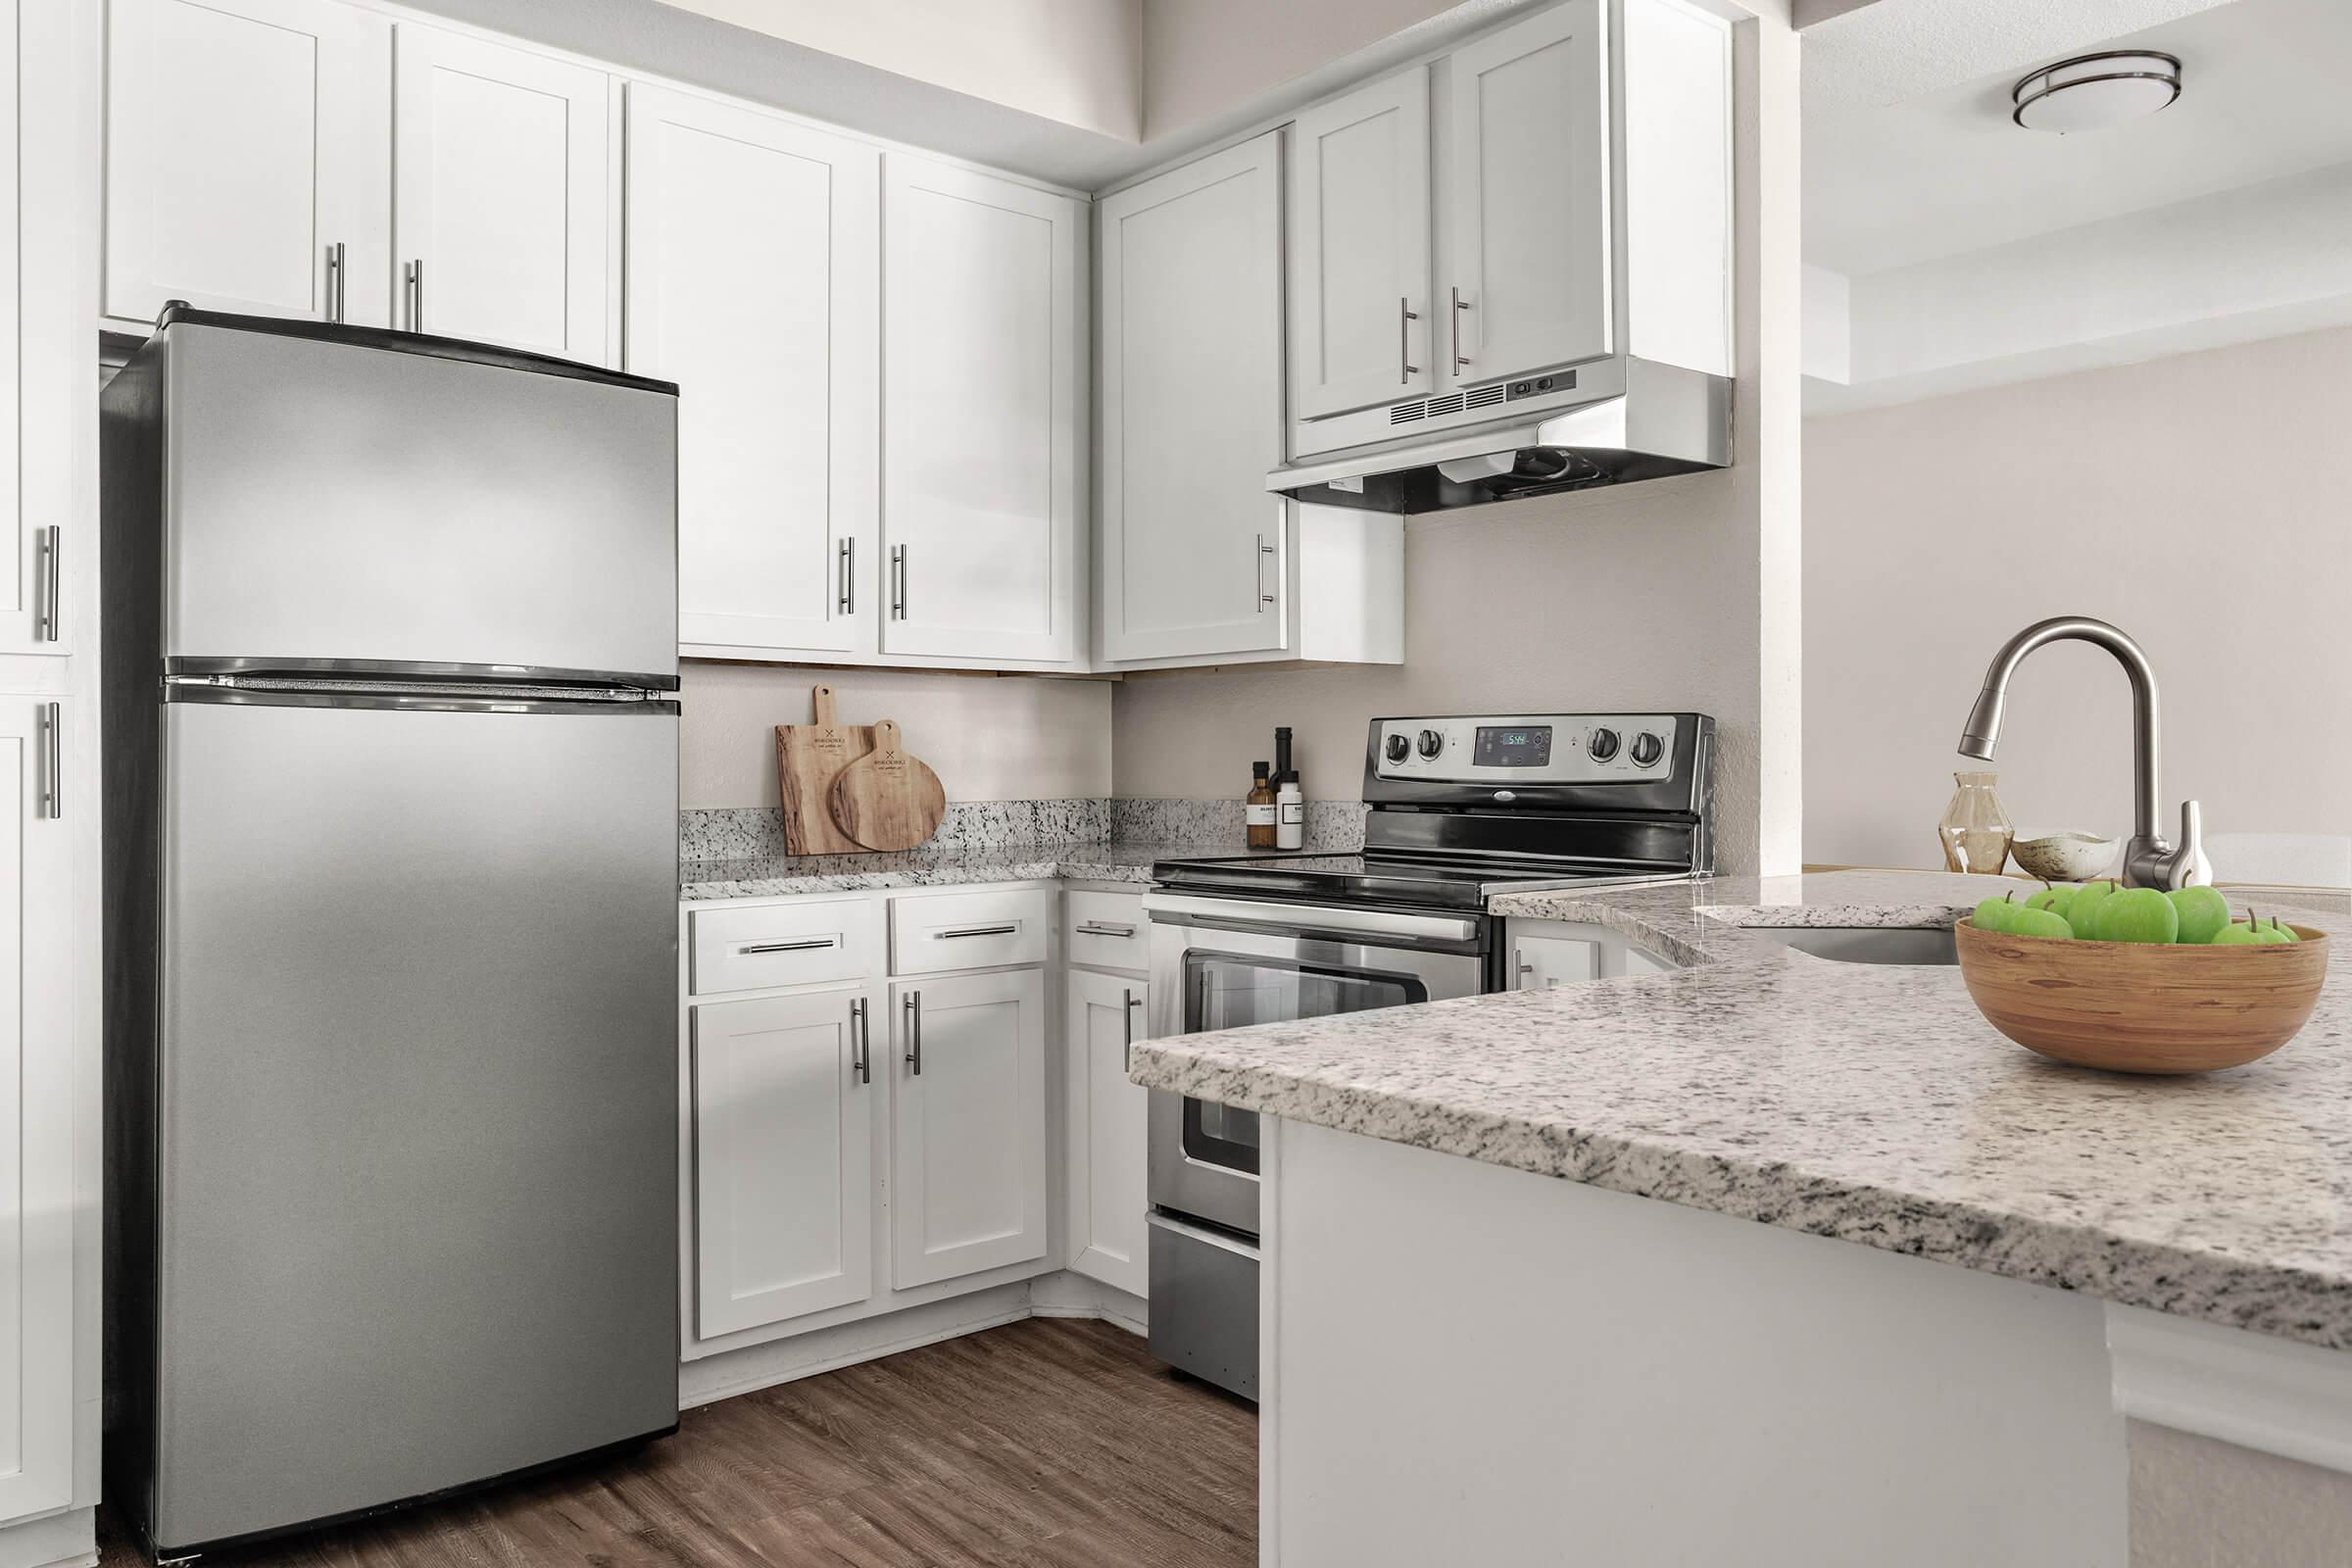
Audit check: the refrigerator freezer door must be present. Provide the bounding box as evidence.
[150,695,677,1551]
[162,321,677,681]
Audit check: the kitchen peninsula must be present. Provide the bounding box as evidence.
[1130,870,2352,1566]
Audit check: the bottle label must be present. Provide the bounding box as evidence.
[1278,803,1304,824]
[1246,805,1276,826]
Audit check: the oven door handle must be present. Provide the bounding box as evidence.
[1148,1209,1261,1260]
[1141,891,1479,945]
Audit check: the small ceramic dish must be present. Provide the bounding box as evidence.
[2012,831,2117,883]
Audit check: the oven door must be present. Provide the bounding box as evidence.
[1144,894,1488,1237]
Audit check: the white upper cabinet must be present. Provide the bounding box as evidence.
[393,24,612,362]
[880,156,1081,664]
[1441,1,1611,387]
[1287,69,1432,420]
[690,986,879,1339]
[106,0,392,327]
[1098,133,1287,664]
[629,85,878,656]
[888,969,1050,1290]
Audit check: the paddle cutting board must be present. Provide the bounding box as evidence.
[774,685,873,855]
[828,719,948,853]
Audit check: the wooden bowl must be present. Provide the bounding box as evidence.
[1954,918,2330,1074]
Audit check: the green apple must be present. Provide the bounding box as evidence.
[2010,906,2075,941]
[2257,918,2297,946]
[2098,887,2180,945]
[1972,895,2020,934]
[2210,921,2265,947]
[2166,886,2231,946]
[2266,916,2303,944]
[2024,884,2080,917]
[2067,880,2119,939]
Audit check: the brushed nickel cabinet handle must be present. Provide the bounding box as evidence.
[742,937,837,955]
[36,526,59,642]
[934,923,1016,941]
[325,242,347,322]
[38,703,60,819]
[904,991,922,1074]
[1255,533,1278,610]
[890,545,906,619]
[838,538,854,615]
[1451,286,1471,368]
[1122,988,1141,1072]
[1074,921,1136,939]
[851,997,870,1085]
[405,259,423,332]
[1399,296,1419,381]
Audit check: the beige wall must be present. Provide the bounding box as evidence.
[2130,1421,2352,1567]
[680,662,1112,808]
[1140,0,1454,137]
[1804,325,2352,876]
[660,0,1144,141]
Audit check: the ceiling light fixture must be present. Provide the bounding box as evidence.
[2011,50,2181,133]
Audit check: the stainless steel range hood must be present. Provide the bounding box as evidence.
[1267,359,1731,514]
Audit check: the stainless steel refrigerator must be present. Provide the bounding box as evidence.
[101,306,681,1560]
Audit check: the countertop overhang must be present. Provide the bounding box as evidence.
[1128,869,2352,1352]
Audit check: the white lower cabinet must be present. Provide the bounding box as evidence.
[889,968,1051,1289]
[689,985,880,1338]
[0,698,74,1526]
[1065,969,1149,1298]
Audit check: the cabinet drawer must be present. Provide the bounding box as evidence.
[1066,890,1148,973]
[890,887,1052,975]
[690,898,879,995]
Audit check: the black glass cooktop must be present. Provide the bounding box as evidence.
[1150,851,1680,912]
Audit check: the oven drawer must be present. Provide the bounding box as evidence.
[1066,890,1148,972]
[690,897,879,996]
[890,886,1053,975]
[1148,1212,1258,1400]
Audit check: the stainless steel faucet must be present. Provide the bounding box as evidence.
[1956,615,2210,889]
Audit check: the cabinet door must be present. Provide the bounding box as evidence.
[690,986,879,1339]
[0,700,72,1522]
[1065,970,1148,1298]
[889,970,1049,1289]
[1288,69,1432,420]
[1100,134,1287,663]
[629,85,877,655]
[1512,932,1599,990]
[881,157,1079,663]
[392,24,610,362]
[1443,1,1611,386]
[106,0,392,326]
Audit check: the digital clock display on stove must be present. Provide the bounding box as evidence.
[1472,725,1552,767]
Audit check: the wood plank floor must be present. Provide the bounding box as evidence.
[98,1319,1256,1568]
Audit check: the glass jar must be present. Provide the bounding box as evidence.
[1938,771,2015,875]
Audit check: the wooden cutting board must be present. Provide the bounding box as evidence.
[774,685,873,855]
[828,719,948,853]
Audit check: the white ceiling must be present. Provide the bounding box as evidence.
[1805,0,2352,276]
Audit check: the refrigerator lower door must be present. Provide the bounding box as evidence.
[148,693,678,1553]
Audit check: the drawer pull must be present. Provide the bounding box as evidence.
[742,937,839,955]
[1075,921,1137,939]
[934,923,1017,940]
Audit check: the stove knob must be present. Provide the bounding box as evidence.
[1383,732,1410,764]
[1588,726,1621,762]
[1630,731,1664,767]
[1416,728,1446,759]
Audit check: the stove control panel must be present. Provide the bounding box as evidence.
[1372,713,1681,785]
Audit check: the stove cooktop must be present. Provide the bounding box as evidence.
[1149,851,1688,912]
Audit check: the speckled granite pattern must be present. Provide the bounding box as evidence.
[679,837,1258,901]
[1130,869,2352,1351]
[680,800,1111,860]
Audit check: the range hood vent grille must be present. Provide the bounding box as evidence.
[1387,384,1507,426]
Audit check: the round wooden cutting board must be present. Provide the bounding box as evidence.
[827,719,947,852]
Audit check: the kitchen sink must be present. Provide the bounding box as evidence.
[1746,926,1959,965]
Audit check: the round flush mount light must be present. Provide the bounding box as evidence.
[2012,50,2182,132]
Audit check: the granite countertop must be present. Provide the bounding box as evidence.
[1129,868,2352,1351]
[679,837,1265,901]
